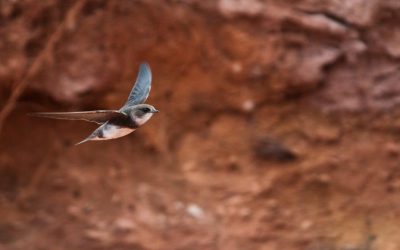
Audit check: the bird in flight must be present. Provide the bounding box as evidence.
[31,63,159,145]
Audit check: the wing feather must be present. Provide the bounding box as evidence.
[30,110,126,124]
[123,63,152,107]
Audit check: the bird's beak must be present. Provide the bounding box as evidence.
[151,109,159,113]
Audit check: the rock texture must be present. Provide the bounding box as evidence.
[1,0,400,250]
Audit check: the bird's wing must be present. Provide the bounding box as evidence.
[30,110,127,124]
[123,63,152,107]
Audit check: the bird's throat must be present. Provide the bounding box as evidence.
[133,113,153,127]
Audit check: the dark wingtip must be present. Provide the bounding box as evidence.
[27,112,56,119]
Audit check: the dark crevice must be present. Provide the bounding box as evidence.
[10,4,23,19]
[294,7,355,29]
[30,6,57,29]
[82,0,107,16]
[24,39,45,58]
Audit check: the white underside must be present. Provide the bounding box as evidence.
[92,124,135,141]
[84,113,154,143]
[134,113,154,126]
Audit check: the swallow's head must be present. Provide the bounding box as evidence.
[129,104,159,126]
[134,104,159,114]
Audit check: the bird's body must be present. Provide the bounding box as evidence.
[31,63,158,145]
[90,123,135,141]
[76,104,157,144]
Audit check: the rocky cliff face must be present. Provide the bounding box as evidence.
[2,0,400,110]
[1,1,400,250]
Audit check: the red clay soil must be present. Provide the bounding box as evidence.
[1,1,400,250]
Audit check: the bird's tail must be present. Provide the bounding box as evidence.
[75,135,94,146]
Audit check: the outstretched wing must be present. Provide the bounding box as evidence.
[123,63,152,107]
[30,110,127,124]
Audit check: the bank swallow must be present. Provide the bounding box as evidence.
[32,63,158,145]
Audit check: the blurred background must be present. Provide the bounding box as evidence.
[1,0,400,249]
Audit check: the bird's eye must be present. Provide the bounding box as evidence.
[142,108,150,112]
